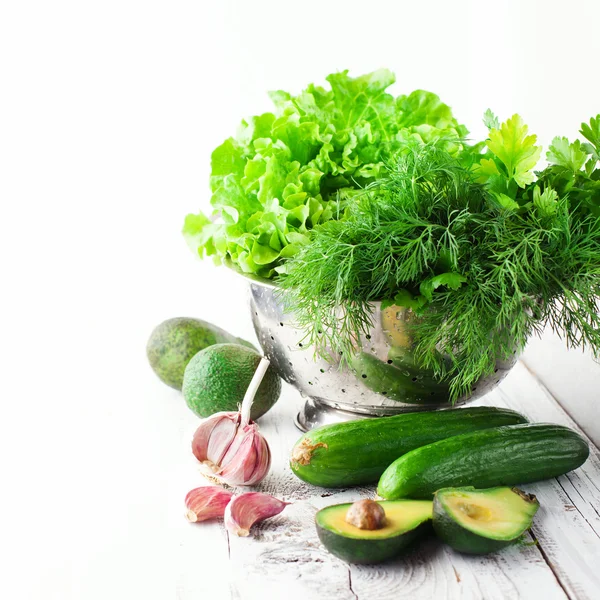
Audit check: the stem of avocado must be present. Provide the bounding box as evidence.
[240,357,271,427]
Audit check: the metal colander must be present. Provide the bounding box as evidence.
[245,276,517,431]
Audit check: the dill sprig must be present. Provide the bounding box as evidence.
[279,136,600,400]
[279,143,486,355]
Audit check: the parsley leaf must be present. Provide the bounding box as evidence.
[547,137,588,173]
[420,273,468,301]
[493,193,520,211]
[486,114,542,188]
[532,186,559,217]
[382,289,427,311]
[581,114,600,152]
[483,109,499,130]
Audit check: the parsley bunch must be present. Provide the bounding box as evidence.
[280,113,600,399]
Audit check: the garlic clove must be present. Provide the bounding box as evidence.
[184,486,233,523]
[191,412,239,465]
[219,424,271,486]
[248,428,271,485]
[190,417,218,463]
[205,413,239,465]
[218,427,256,485]
[224,492,289,537]
[218,421,250,467]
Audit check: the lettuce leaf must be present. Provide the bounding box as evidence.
[184,70,467,277]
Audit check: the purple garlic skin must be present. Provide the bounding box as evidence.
[225,492,289,537]
[185,486,233,522]
[191,412,271,486]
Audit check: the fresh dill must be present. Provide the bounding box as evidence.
[280,116,600,400]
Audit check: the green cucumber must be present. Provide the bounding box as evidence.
[316,499,433,564]
[378,424,589,499]
[432,486,539,554]
[349,351,450,403]
[290,407,528,488]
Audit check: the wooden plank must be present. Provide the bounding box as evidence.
[521,331,600,446]
[477,362,600,600]
[226,385,357,600]
[350,534,568,600]
[227,500,356,600]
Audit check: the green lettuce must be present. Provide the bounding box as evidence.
[184,69,468,278]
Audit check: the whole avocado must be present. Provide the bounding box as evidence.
[183,343,281,420]
[147,317,255,390]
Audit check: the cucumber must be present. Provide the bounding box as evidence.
[377,424,590,499]
[432,486,539,554]
[290,407,528,488]
[349,351,450,404]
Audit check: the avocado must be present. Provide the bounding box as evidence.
[182,343,281,420]
[432,486,539,554]
[146,317,255,390]
[315,499,433,564]
[349,351,450,403]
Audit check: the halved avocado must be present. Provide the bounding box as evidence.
[432,486,539,554]
[315,500,433,564]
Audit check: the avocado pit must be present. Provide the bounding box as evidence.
[346,499,386,530]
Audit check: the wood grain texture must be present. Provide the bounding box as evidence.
[178,362,600,600]
[488,363,600,599]
[522,330,600,446]
[350,535,567,600]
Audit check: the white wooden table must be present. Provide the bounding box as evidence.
[176,362,600,600]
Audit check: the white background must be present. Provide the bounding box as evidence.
[2,1,600,598]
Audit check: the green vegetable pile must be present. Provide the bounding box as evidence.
[184,69,600,399]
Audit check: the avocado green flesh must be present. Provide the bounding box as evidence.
[182,343,281,420]
[432,487,539,554]
[377,424,590,500]
[350,352,450,404]
[290,407,528,488]
[146,317,255,390]
[316,500,433,564]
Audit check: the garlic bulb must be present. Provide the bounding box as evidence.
[191,358,272,486]
[224,492,289,537]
